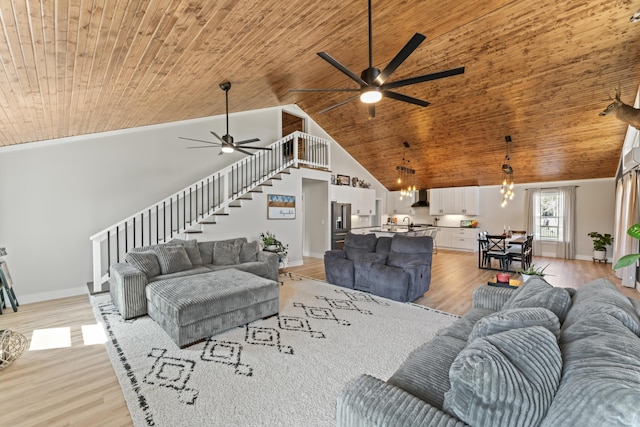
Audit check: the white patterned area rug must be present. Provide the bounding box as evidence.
[91,273,458,427]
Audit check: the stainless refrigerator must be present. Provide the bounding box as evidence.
[331,202,352,250]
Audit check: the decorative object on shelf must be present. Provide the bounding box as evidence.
[0,247,6,257]
[396,141,416,200]
[267,194,296,220]
[337,174,350,186]
[500,135,515,207]
[178,81,271,156]
[0,329,28,369]
[587,231,613,261]
[615,222,640,269]
[288,0,465,119]
[352,177,358,187]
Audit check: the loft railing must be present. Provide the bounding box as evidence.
[89,131,331,292]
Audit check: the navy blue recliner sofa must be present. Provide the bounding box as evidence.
[324,233,433,302]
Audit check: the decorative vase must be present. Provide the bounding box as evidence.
[266,245,277,251]
[496,273,510,283]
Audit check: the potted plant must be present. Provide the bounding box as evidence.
[259,231,289,267]
[615,223,640,269]
[516,264,550,282]
[587,231,614,260]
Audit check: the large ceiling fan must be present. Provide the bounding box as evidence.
[290,0,465,118]
[180,82,271,156]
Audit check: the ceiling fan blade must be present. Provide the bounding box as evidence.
[234,138,261,145]
[235,147,254,156]
[238,146,272,151]
[383,90,431,107]
[376,33,427,85]
[318,94,360,114]
[368,105,376,119]
[382,66,465,90]
[289,88,360,93]
[317,52,368,86]
[210,131,226,143]
[179,136,218,145]
[187,145,222,149]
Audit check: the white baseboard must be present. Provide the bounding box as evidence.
[17,286,88,305]
[303,252,325,259]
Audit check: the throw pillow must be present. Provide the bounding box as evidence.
[169,238,203,265]
[502,277,572,322]
[343,233,377,261]
[240,240,260,263]
[443,326,562,427]
[197,241,215,264]
[213,241,241,265]
[153,245,193,275]
[468,307,561,343]
[125,251,161,279]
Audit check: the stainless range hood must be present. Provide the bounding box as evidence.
[411,189,429,208]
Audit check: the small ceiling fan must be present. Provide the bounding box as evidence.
[179,81,271,156]
[290,0,465,118]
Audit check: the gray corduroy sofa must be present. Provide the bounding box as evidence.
[324,233,433,302]
[110,237,279,320]
[337,277,640,427]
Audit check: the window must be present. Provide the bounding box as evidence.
[535,189,563,241]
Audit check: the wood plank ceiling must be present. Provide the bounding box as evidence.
[0,0,638,190]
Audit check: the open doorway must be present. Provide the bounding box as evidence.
[282,110,307,162]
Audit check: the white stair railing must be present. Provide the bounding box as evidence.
[89,131,331,292]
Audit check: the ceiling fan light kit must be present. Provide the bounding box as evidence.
[289,0,465,118]
[360,88,382,103]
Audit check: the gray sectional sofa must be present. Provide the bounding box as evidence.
[109,237,279,320]
[324,233,433,302]
[337,277,640,426]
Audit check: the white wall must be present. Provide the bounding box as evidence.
[0,106,283,303]
[390,178,616,260]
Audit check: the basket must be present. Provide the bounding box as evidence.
[0,329,28,369]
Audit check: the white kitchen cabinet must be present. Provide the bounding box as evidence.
[434,227,451,248]
[387,191,415,215]
[330,185,375,215]
[329,185,351,203]
[449,228,479,251]
[453,187,480,215]
[430,187,479,215]
[352,187,376,215]
[430,188,453,215]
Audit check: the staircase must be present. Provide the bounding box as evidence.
[89,131,331,293]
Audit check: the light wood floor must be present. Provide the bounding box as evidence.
[1,250,637,426]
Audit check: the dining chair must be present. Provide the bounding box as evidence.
[485,234,509,270]
[478,231,489,268]
[507,234,534,271]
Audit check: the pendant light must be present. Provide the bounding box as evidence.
[500,135,515,207]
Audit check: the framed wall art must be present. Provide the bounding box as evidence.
[267,194,296,219]
[336,174,350,186]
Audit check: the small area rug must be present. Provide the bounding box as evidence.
[91,273,458,427]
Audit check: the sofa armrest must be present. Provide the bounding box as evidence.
[257,250,279,282]
[109,262,149,320]
[472,284,516,311]
[324,249,346,259]
[337,374,468,427]
[361,252,387,265]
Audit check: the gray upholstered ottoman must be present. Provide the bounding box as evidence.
[145,268,279,347]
